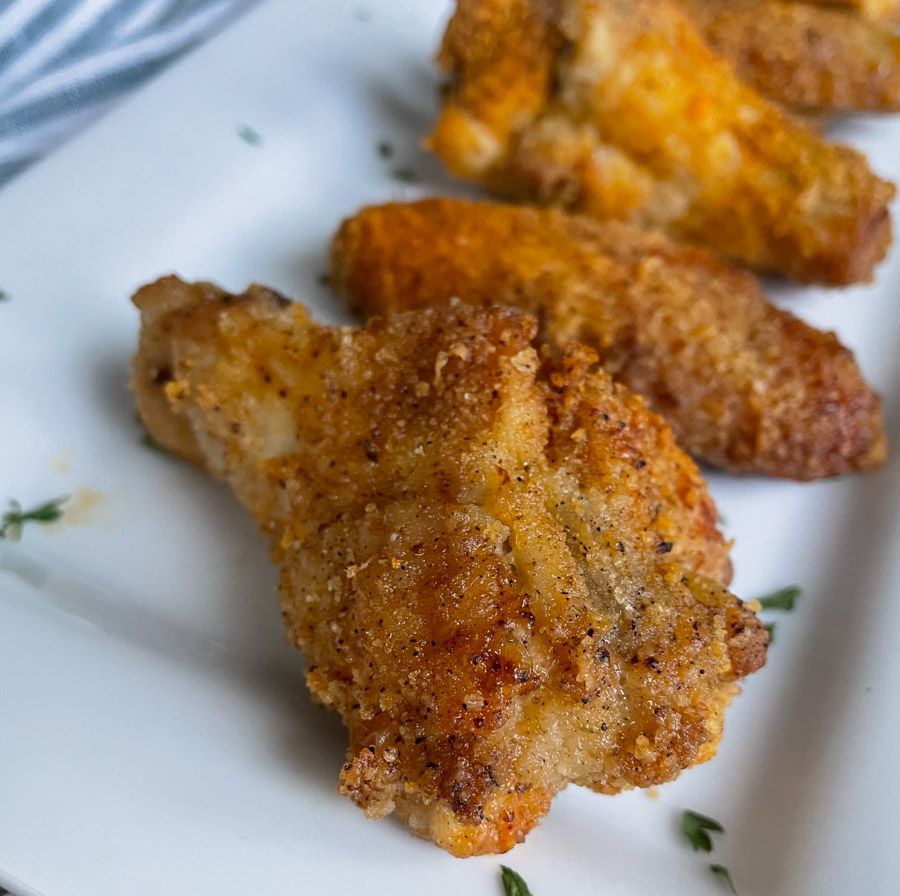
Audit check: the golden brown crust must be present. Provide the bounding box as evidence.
[681,0,900,113]
[331,199,887,480]
[429,0,896,285]
[433,0,558,175]
[132,276,764,856]
[799,0,900,26]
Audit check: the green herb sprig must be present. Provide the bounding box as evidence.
[500,865,535,896]
[756,584,801,645]
[135,412,167,453]
[1,496,69,540]
[757,585,800,611]
[682,810,724,852]
[682,810,738,892]
[237,124,263,146]
[376,139,419,184]
[710,864,738,894]
[391,166,418,183]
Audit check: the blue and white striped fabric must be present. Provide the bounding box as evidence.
[0,0,257,186]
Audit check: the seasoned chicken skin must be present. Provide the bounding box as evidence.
[132,276,764,856]
[681,0,900,113]
[332,200,887,480]
[801,0,900,26]
[429,0,896,284]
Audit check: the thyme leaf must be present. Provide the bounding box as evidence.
[1,495,69,540]
[757,585,800,611]
[500,865,535,896]
[391,166,418,183]
[681,810,724,853]
[237,124,263,146]
[710,864,738,894]
[135,411,166,453]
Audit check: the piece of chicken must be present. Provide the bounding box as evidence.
[331,199,887,480]
[681,0,900,113]
[799,0,900,26]
[429,0,896,285]
[132,276,764,856]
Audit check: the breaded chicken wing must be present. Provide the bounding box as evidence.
[132,276,764,856]
[429,0,896,285]
[681,0,900,113]
[800,0,900,26]
[331,199,887,480]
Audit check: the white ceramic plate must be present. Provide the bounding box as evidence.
[1,2,899,894]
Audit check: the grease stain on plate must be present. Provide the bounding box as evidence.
[57,487,105,528]
[50,454,72,474]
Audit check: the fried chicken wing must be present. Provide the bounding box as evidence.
[429,0,896,285]
[132,276,764,856]
[331,199,887,480]
[800,0,900,26]
[681,0,900,113]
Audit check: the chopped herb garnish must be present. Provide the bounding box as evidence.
[500,865,535,896]
[764,622,776,643]
[681,810,724,853]
[237,124,263,146]
[710,864,738,894]
[1,495,69,540]
[391,166,418,183]
[135,411,167,454]
[757,585,800,611]
[142,431,166,453]
[0,289,8,302]
[377,140,394,159]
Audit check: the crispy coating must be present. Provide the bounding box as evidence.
[800,0,900,26]
[681,0,900,113]
[132,276,763,856]
[429,0,896,285]
[332,199,887,480]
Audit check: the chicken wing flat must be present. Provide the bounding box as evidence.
[132,275,764,856]
[681,0,900,113]
[429,0,896,285]
[331,199,887,480]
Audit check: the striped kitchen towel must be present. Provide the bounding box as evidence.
[0,0,258,187]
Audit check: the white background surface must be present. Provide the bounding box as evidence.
[1,1,899,894]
